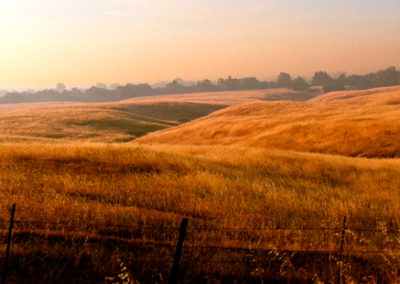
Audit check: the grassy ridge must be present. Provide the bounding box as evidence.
[138,86,400,158]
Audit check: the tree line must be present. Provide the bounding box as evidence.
[0,66,399,104]
[271,66,400,92]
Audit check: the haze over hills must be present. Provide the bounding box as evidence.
[137,86,400,158]
[2,1,400,281]
[0,66,398,104]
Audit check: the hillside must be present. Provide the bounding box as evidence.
[137,86,400,158]
[1,142,400,282]
[0,88,314,143]
[2,142,400,237]
[0,101,225,143]
[121,88,320,105]
[1,86,400,281]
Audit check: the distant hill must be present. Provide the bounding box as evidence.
[119,88,320,105]
[0,88,321,143]
[137,86,400,158]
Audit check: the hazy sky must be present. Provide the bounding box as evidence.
[1,0,399,86]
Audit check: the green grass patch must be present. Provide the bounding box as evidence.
[115,102,227,123]
[66,118,166,138]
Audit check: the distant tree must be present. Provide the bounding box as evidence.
[343,67,399,90]
[323,78,345,92]
[376,66,399,87]
[310,71,346,92]
[164,79,186,93]
[196,79,213,87]
[276,72,292,88]
[85,86,114,102]
[109,84,120,90]
[345,74,376,89]
[311,71,332,86]
[195,79,217,91]
[336,73,347,88]
[166,79,185,89]
[67,88,84,100]
[55,83,66,93]
[172,78,188,86]
[238,77,262,89]
[215,76,265,90]
[96,83,109,89]
[113,83,154,100]
[292,77,309,91]
[217,76,236,90]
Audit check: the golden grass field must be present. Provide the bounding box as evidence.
[1,142,399,229]
[1,142,400,249]
[138,86,400,158]
[0,86,399,281]
[0,142,399,281]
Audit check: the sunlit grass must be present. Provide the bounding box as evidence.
[138,86,400,158]
[0,86,399,281]
[0,142,398,281]
[0,142,399,232]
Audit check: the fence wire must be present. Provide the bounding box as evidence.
[1,213,400,282]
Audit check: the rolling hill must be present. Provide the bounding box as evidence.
[137,86,400,158]
[0,102,225,143]
[0,88,313,143]
[0,86,399,281]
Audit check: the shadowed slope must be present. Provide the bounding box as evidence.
[137,86,400,158]
[0,102,226,143]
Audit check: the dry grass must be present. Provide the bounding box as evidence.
[119,88,312,105]
[138,86,400,158]
[0,101,225,143]
[0,142,398,281]
[0,101,81,113]
[0,142,399,235]
[0,88,312,144]
[0,87,399,281]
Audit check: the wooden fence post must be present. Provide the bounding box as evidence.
[2,204,16,284]
[337,216,346,284]
[168,218,188,284]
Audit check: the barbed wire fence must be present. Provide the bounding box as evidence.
[1,204,400,283]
